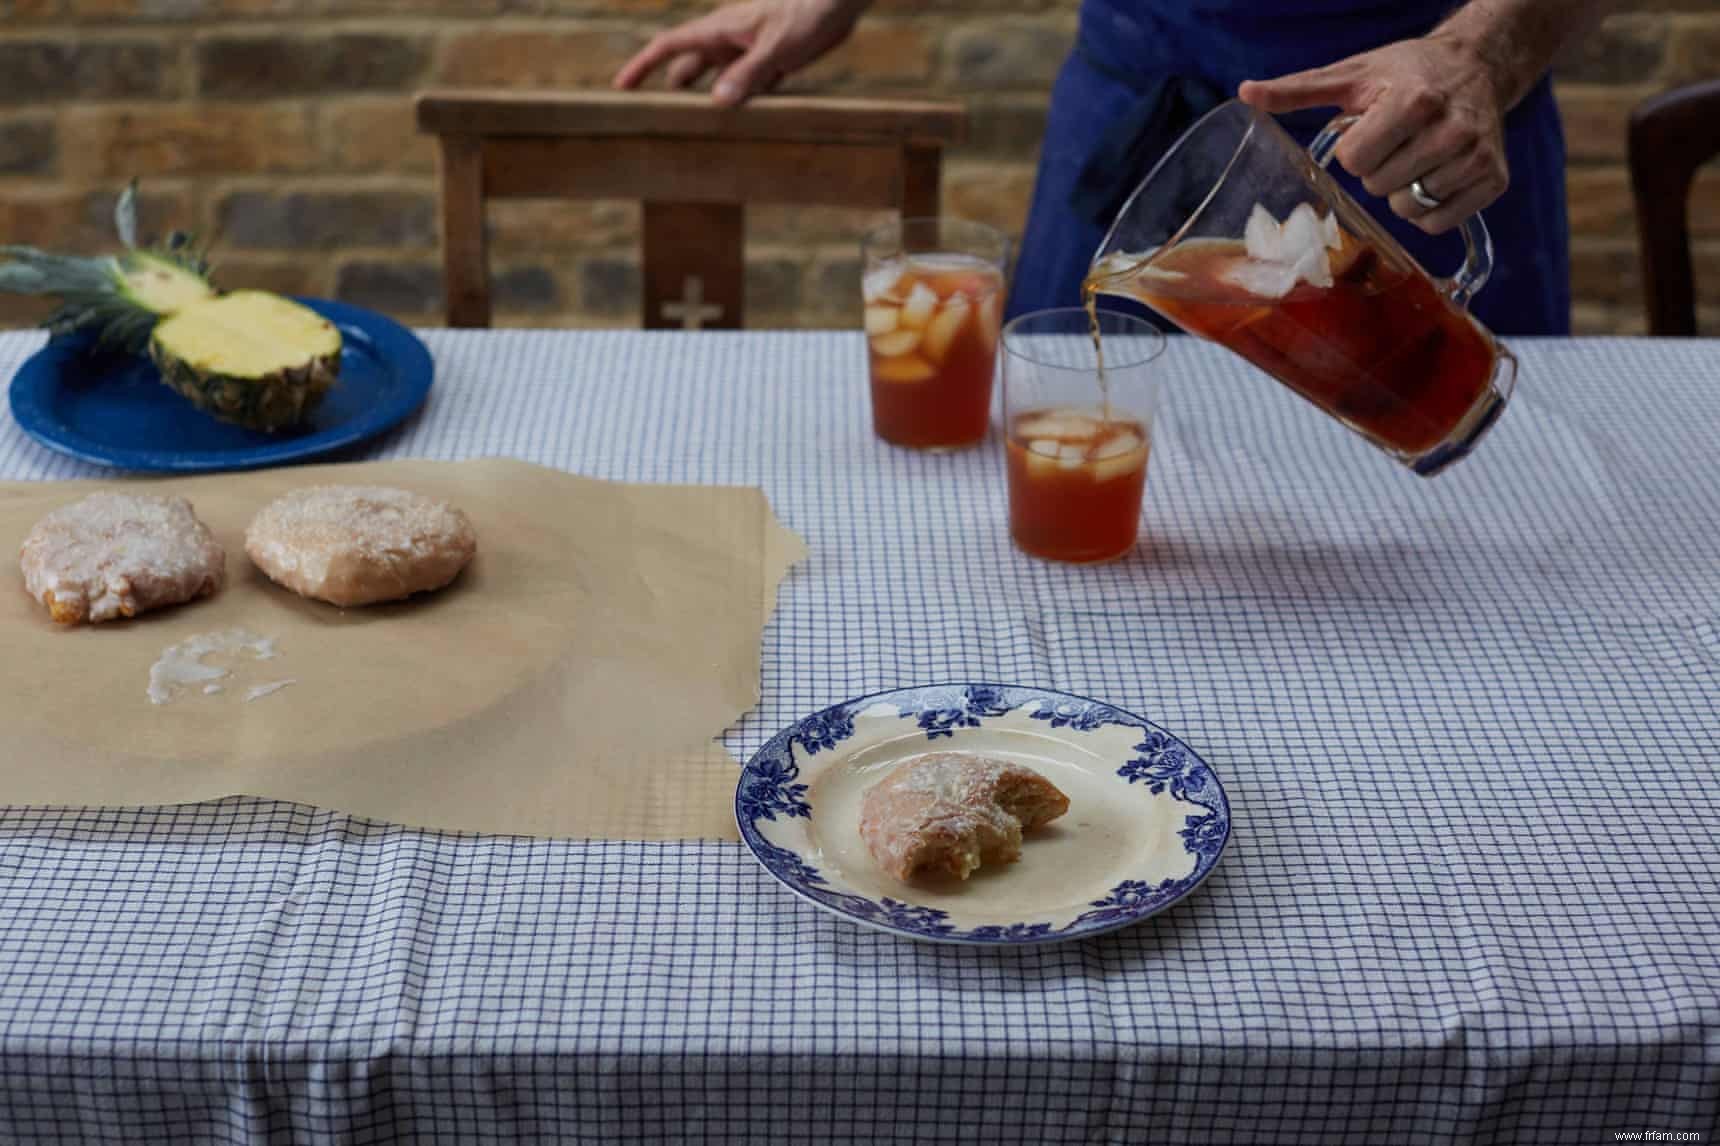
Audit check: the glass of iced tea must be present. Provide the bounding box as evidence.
[861,218,1009,450]
[1002,307,1165,563]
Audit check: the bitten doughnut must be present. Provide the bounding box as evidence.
[20,492,225,625]
[859,752,1070,882]
[245,485,476,607]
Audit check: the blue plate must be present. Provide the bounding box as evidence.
[7,298,432,473]
[737,684,1231,946]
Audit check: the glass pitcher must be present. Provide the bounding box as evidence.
[1089,100,1518,476]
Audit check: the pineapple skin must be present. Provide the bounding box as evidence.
[148,342,340,433]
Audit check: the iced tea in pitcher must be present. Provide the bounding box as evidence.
[1094,208,1499,458]
[1089,101,1517,476]
[862,220,1008,450]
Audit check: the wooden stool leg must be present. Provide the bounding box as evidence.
[901,144,942,221]
[643,203,744,331]
[439,134,492,329]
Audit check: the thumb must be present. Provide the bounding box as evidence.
[1239,61,1365,115]
[712,36,783,106]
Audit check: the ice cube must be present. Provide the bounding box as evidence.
[1222,258,1300,300]
[1017,411,1101,440]
[1281,203,1328,263]
[1293,244,1334,290]
[870,329,922,358]
[922,294,970,363]
[1244,204,1284,263]
[872,353,936,384]
[864,304,900,336]
[1027,438,1061,458]
[863,263,904,303]
[1321,209,1343,251]
[1058,443,1086,469]
[900,282,939,330]
[1092,443,1149,482]
[1023,447,1062,478]
[1093,429,1145,458]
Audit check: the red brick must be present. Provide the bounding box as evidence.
[212,255,330,299]
[942,19,1075,92]
[438,29,646,88]
[0,186,197,253]
[487,199,640,253]
[1554,84,1649,164]
[747,204,893,245]
[217,189,437,250]
[197,34,429,98]
[322,101,437,175]
[60,106,318,178]
[1552,13,1667,85]
[944,160,1039,236]
[787,22,936,91]
[1665,16,1720,85]
[0,116,55,175]
[0,38,177,104]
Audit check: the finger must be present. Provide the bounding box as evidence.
[1386,152,1506,235]
[1415,167,1508,235]
[711,36,783,106]
[1238,61,1364,115]
[614,24,716,90]
[665,51,710,90]
[1335,84,1447,181]
[1362,126,1473,199]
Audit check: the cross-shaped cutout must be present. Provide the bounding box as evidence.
[661,275,724,331]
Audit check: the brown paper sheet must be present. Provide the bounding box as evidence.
[0,458,804,839]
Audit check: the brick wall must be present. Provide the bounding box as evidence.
[0,2,1713,333]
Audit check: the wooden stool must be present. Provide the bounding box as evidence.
[1629,80,1720,336]
[415,90,966,330]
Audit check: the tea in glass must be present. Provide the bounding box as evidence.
[1002,309,1164,563]
[861,219,1008,450]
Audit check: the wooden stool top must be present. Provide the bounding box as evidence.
[416,90,966,147]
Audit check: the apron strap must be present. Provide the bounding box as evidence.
[1067,47,1227,228]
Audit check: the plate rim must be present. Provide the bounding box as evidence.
[735,681,1231,947]
[6,297,433,473]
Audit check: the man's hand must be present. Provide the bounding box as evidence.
[614,0,867,107]
[1239,34,1510,236]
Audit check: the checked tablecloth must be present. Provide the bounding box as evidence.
[1,331,1717,1144]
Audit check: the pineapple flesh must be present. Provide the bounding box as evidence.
[151,292,342,433]
[0,182,342,432]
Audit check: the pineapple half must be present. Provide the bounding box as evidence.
[0,183,341,432]
[150,292,341,433]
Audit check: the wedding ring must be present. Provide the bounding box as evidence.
[1410,178,1444,210]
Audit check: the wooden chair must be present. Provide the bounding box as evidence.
[415,90,965,330]
[1629,80,1720,336]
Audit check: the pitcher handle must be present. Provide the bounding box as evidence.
[1309,115,1493,309]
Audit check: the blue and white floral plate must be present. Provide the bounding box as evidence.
[736,684,1230,946]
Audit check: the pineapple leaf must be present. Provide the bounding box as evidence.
[0,247,118,296]
[115,180,140,249]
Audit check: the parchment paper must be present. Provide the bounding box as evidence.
[0,458,805,839]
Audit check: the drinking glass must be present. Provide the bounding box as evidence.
[1002,307,1165,563]
[861,218,1009,450]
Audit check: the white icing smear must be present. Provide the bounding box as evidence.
[245,680,296,702]
[147,629,282,707]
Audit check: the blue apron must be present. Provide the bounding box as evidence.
[1008,0,1572,336]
